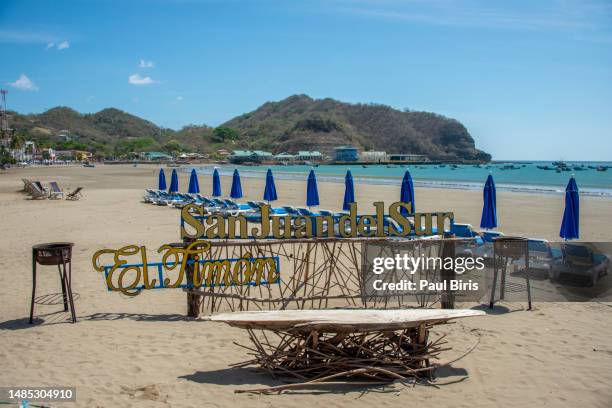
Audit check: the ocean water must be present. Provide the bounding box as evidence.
[189,161,612,197]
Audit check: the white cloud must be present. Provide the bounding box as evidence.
[8,74,38,91]
[171,96,183,104]
[57,40,70,50]
[44,40,69,51]
[128,73,156,85]
[139,59,154,68]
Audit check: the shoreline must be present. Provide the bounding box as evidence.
[3,163,612,241]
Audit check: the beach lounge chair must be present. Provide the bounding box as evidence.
[22,179,36,195]
[49,182,64,199]
[66,187,83,200]
[34,181,47,193]
[29,182,49,199]
[23,179,46,196]
[22,178,33,193]
[550,243,610,286]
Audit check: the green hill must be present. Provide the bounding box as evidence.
[223,95,490,161]
[6,95,490,162]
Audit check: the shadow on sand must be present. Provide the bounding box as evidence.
[471,303,525,315]
[0,310,72,330]
[81,312,187,322]
[0,312,188,330]
[179,365,468,395]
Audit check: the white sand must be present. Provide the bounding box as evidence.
[1,164,611,407]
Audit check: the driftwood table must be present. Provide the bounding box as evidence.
[208,309,485,393]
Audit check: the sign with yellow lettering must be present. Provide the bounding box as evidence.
[180,202,454,240]
[92,240,280,297]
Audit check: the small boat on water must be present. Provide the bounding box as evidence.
[500,164,521,170]
[597,166,608,172]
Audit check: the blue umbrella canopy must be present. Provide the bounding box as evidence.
[169,168,179,193]
[188,169,200,194]
[400,170,415,215]
[560,177,579,240]
[480,174,497,229]
[158,168,167,191]
[343,170,355,211]
[263,168,278,202]
[306,169,320,207]
[212,168,222,197]
[230,169,243,199]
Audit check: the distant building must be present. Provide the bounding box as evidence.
[54,150,93,161]
[253,150,273,160]
[296,151,323,162]
[388,153,428,163]
[360,151,387,163]
[229,150,256,164]
[229,150,275,164]
[57,130,75,141]
[10,140,35,162]
[32,147,55,162]
[179,152,208,160]
[142,151,173,161]
[274,152,295,162]
[333,146,359,162]
[216,149,231,156]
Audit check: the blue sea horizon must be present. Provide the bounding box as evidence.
[187,161,612,198]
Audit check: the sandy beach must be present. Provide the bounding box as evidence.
[1,164,612,407]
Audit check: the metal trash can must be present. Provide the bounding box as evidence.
[30,242,77,323]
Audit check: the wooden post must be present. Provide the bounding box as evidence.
[175,239,202,318]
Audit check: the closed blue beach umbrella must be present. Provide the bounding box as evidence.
[158,168,166,191]
[188,168,200,194]
[306,169,320,207]
[263,168,278,202]
[343,170,355,211]
[169,168,179,193]
[560,177,579,240]
[212,168,222,197]
[400,170,415,215]
[480,174,497,229]
[230,169,243,199]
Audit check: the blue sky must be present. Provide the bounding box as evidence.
[1,0,611,160]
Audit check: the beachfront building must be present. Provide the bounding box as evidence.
[296,151,323,163]
[253,151,273,161]
[228,150,275,164]
[333,146,359,162]
[179,152,208,160]
[274,152,296,163]
[52,149,92,162]
[229,150,254,164]
[142,151,173,161]
[388,153,429,163]
[10,140,36,162]
[216,149,231,157]
[360,151,387,163]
